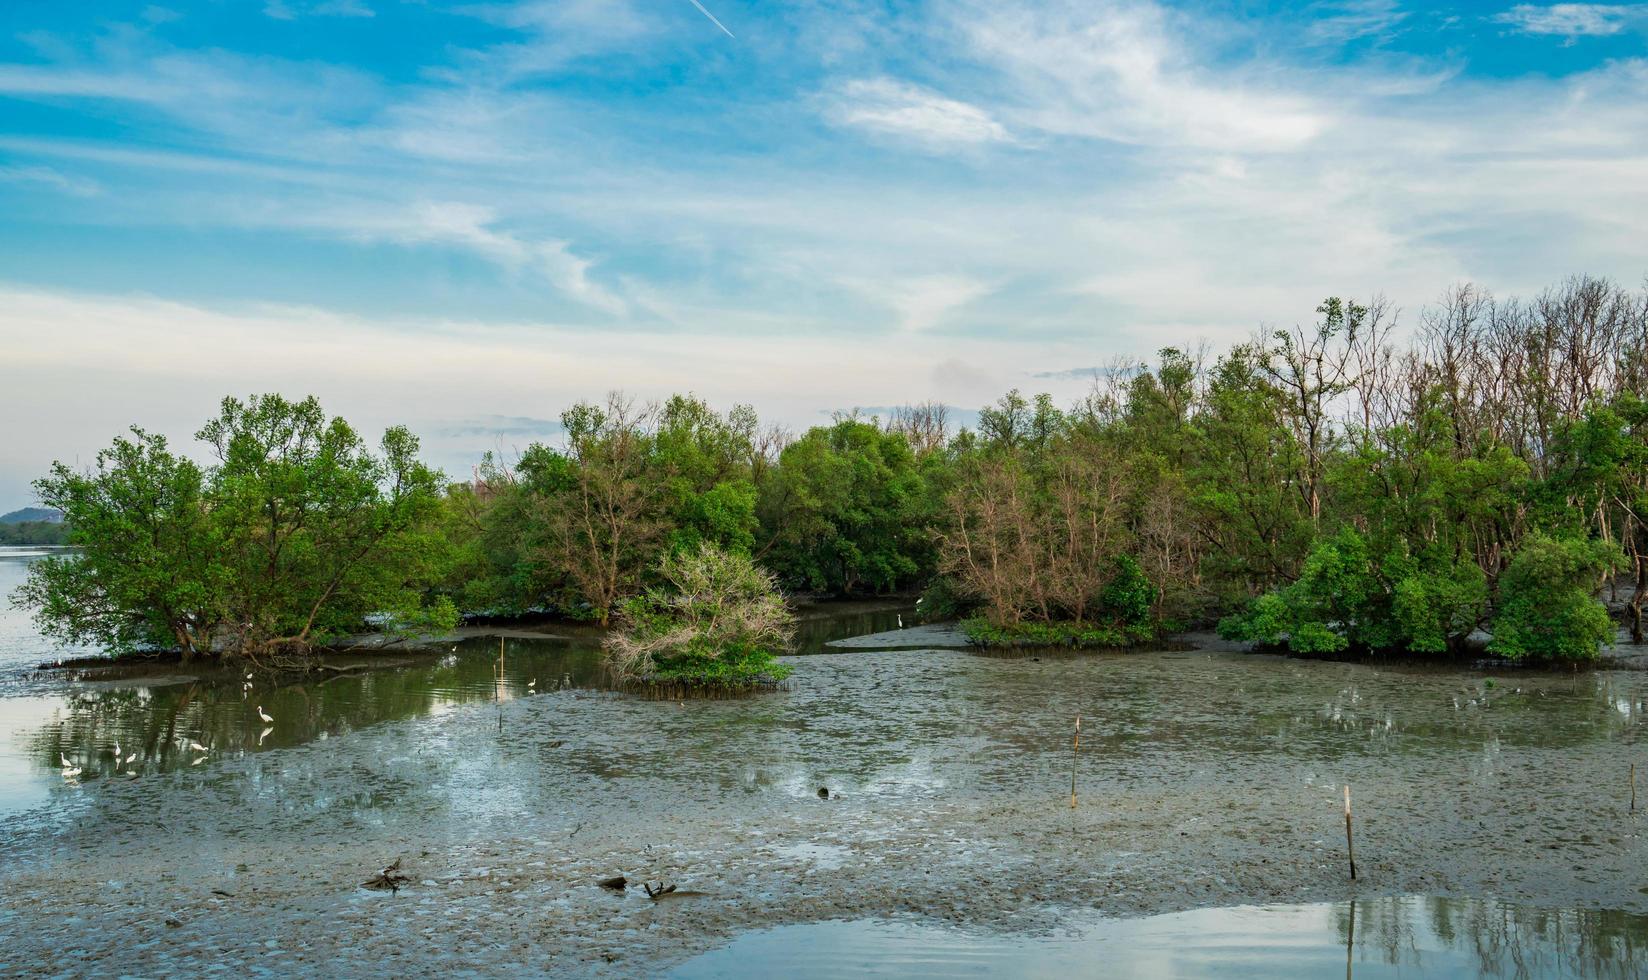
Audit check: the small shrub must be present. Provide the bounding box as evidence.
[1100,555,1157,631]
[604,543,795,688]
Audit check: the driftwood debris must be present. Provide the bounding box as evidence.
[363,858,410,893]
[642,881,709,901]
[598,875,627,891]
[817,787,830,799]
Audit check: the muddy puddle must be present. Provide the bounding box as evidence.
[4,545,1648,976]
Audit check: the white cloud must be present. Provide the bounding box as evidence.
[954,0,1326,152]
[1495,4,1644,37]
[828,78,1013,150]
[1305,1,1410,45]
[351,201,629,315]
[451,0,656,81]
[842,273,994,331]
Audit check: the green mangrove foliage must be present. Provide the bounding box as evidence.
[603,543,795,686]
[757,418,935,596]
[443,393,775,624]
[1487,534,1623,660]
[11,275,1645,665]
[14,395,456,664]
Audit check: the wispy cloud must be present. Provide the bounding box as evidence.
[372,202,627,315]
[0,164,100,197]
[841,273,994,332]
[827,78,1013,150]
[1305,1,1410,45]
[1494,3,1645,37]
[954,0,1326,151]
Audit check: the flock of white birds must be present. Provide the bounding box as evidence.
[57,671,276,783]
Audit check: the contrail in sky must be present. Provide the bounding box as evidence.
[687,0,735,38]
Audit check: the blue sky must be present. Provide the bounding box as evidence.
[1,0,1646,505]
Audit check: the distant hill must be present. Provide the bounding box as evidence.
[0,507,62,524]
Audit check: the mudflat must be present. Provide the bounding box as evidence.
[1,644,1644,976]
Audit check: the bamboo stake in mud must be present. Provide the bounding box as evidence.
[1070,715,1081,809]
[1344,785,1357,880]
[1632,763,1637,814]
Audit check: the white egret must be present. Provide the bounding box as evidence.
[124,752,137,764]
[60,754,82,777]
[188,740,208,753]
[257,705,273,724]
[897,614,904,629]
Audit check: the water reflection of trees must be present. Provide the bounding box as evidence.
[789,605,908,655]
[1334,896,1647,979]
[28,638,611,777]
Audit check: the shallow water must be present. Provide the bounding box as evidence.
[674,896,1648,979]
[0,547,911,818]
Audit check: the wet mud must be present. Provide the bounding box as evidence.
[2,643,1646,976]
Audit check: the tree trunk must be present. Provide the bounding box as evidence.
[1631,556,1646,645]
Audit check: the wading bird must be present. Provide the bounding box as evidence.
[897,614,904,629]
[187,740,208,753]
[60,754,82,777]
[257,705,273,724]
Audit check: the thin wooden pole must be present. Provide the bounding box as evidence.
[1344,785,1357,880]
[1070,716,1081,809]
[1632,763,1637,814]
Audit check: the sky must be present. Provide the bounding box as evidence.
[1,0,1646,507]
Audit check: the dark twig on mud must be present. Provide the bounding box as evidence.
[642,882,677,899]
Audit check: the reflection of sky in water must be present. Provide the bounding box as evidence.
[0,548,916,821]
[674,896,1648,979]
